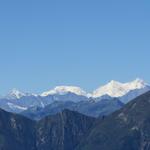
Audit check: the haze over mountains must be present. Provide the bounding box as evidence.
[0,78,149,120]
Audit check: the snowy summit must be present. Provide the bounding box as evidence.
[92,78,149,98]
[6,89,37,99]
[41,86,88,97]
[4,79,150,101]
[6,89,27,99]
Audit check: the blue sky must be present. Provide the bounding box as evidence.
[0,0,150,94]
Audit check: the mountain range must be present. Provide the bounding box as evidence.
[0,78,149,120]
[0,91,150,149]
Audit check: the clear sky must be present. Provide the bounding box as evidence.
[0,0,150,95]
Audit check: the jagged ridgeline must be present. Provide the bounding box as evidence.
[0,79,149,120]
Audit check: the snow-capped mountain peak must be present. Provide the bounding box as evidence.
[92,78,150,98]
[41,86,87,97]
[5,89,37,99]
[106,80,122,87]
[7,89,26,99]
[0,78,149,115]
[126,78,148,89]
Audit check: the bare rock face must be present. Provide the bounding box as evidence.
[0,109,36,150]
[36,110,95,150]
[0,109,95,150]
